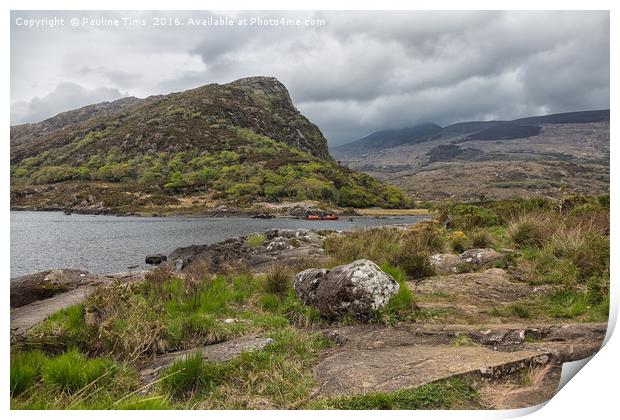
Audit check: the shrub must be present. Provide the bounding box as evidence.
[438,204,502,229]
[508,214,553,248]
[405,223,445,253]
[264,265,292,296]
[468,229,495,249]
[572,234,609,282]
[183,259,211,283]
[145,266,174,295]
[449,231,469,253]
[245,233,266,248]
[394,242,435,279]
[85,284,169,359]
[586,274,610,305]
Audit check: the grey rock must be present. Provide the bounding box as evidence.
[145,254,167,265]
[294,259,399,320]
[429,253,462,274]
[459,248,504,266]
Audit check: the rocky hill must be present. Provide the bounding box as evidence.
[332,110,609,202]
[10,77,409,214]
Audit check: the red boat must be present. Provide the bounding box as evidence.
[303,211,339,221]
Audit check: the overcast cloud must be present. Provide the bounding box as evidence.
[10,10,609,146]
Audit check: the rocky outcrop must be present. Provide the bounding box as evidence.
[429,248,505,274]
[10,269,109,308]
[166,229,327,274]
[315,322,606,398]
[460,248,504,266]
[10,271,144,337]
[294,259,399,320]
[429,253,462,274]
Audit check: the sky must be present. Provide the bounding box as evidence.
[10,10,610,146]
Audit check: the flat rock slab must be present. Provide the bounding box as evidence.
[411,269,554,322]
[10,271,145,337]
[412,268,551,306]
[314,344,550,397]
[321,323,606,361]
[140,336,274,384]
[10,287,96,336]
[10,269,110,308]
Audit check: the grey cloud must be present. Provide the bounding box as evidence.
[80,66,142,88]
[11,82,125,125]
[10,10,609,145]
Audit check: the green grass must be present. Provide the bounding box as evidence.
[323,227,402,266]
[115,396,172,410]
[245,233,267,248]
[311,378,481,409]
[10,349,137,409]
[160,352,215,398]
[490,288,609,321]
[375,263,416,324]
[11,195,609,409]
[10,350,48,397]
[41,349,116,393]
[451,334,477,347]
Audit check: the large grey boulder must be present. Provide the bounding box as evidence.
[294,259,399,320]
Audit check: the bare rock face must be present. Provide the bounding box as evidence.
[460,248,504,266]
[294,259,399,320]
[429,248,505,275]
[429,253,462,274]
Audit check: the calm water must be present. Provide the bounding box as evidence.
[10,211,430,277]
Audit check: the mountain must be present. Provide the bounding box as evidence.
[331,123,442,159]
[10,77,410,214]
[333,110,609,202]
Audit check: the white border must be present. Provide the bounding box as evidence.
[3,1,616,419]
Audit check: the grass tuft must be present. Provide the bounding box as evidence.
[160,352,214,399]
[41,349,115,393]
[311,378,481,409]
[245,233,267,248]
[263,265,292,296]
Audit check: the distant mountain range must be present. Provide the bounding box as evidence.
[331,110,609,201]
[331,110,609,159]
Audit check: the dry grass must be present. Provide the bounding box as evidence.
[507,213,556,248]
[478,364,556,409]
[323,228,402,266]
[182,259,212,283]
[263,265,292,296]
[144,266,174,295]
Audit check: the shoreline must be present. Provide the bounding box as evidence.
[10,206,430,219]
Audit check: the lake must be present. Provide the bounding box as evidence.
[10,211,430,277]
